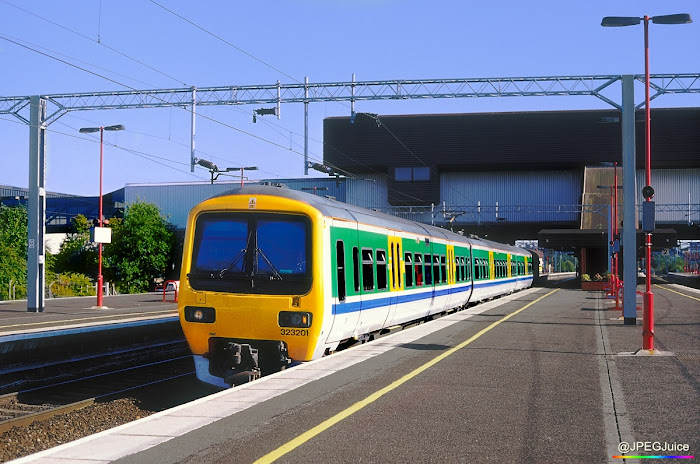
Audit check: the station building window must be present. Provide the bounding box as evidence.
[393,166,431,182]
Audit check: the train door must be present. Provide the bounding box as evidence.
[326,223,361,344]
[384,235,404,326]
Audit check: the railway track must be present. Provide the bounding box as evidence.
[0,356,196,434]
[0,339,191,394]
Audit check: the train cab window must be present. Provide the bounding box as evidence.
[424,254,433,285]
[376,249,388,290]
[190,212,311,295]
[336,241,346,301]
[404,253,414,287]
[414,254,424,286]
[440,255,447,283]
[362,248,374,291]
[353,247,360,292]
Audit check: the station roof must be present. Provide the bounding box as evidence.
[324,108,700,172]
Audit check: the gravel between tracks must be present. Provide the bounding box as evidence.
[0,398,152,463]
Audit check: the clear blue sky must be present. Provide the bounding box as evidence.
[1,0,698,196]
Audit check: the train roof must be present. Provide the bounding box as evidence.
[214,185,526,255]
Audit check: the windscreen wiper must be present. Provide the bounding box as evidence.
[217,248,246,278]
[253,247,283,280]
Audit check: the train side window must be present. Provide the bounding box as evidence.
[440,255,447,283]
[474,258,480,280]
[404,252,414,287]
[362,248,374,291]
[424,254,433,285]
[336,241,346,301]
[376,249,388,290]
[414,254,424,286]
[433,255,441,284]
[353,247,360,292]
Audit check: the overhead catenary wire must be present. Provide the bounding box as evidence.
[0,1,422,198]
[0,0,189,87]
[0,20,439,207]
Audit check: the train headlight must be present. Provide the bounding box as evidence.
[279,311,312,328]
[184,306,216,323]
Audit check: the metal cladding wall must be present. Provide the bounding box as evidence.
[440,171,582,224]
[124,179,353,229]
[345,174,389,209]
[257,178,347,203]
[125,182,237,229]
[640,168,700,224]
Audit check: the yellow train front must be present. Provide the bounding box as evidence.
[179,186,327,388]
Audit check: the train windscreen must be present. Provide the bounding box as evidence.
[188,212,312,295]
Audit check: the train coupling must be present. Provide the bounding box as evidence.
[209,342,260,386]
[207,339,291,386]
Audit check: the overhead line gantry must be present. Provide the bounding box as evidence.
[2,73,699,313]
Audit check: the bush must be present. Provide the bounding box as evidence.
[47,272,95,298]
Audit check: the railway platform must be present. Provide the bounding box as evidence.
[0,293,178,337]
[8,283,700,464]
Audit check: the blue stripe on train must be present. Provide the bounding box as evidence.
[332,276,533,315]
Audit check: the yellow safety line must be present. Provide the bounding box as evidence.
[654,284,700,302]
[253,288,560,464]
[0,310,177,330]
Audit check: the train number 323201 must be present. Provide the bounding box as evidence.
[280,328,309,336]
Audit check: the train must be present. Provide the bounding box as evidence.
[178,185,535,388]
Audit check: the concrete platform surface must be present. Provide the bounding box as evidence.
[8,283,699,464]
[0,293,178,337]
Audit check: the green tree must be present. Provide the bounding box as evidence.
[0,205,28,299]
[104,201,174,293]
[54,214,98,278]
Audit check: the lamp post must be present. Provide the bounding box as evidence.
[79,124,125,308]
[602,13,692,350]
